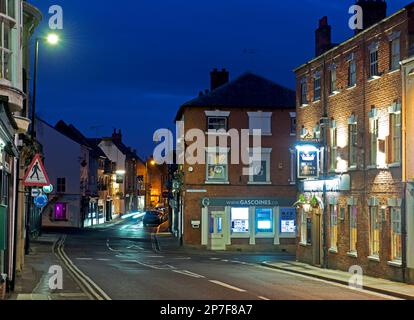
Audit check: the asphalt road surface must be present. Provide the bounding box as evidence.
[57,215,394,300]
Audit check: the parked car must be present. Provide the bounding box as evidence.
[143,210,167,227]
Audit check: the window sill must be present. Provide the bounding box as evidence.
[300,104,309,108]
[205,131,230,136]
[348,166,358,171]
[313,99,321,103]
[368,255,380,262]
[249,132,272,136]
[368,76,381,82]
[289,181,296,185]
[388,69,400,75]
[299,242,311,247]
[231,233,250,239]
[205,181,230,185]
[329,248,338,254]
[347,251,358,258]
[346,85,357,90]
[329,90,340,97]
[387,260,402,268]
[247,181,272,185]
[366,165,378,170]
[388,162,401,168]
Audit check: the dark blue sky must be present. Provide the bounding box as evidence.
[31,0,411,157]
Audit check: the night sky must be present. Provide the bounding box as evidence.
[31,0,412,158]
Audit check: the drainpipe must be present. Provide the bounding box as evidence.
[10,138,19,291]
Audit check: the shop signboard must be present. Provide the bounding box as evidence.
[296,145,320,179]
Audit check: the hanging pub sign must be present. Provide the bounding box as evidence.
[296,144,320,179]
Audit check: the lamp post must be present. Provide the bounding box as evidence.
[30,33,60,139]
[145,159,155,210]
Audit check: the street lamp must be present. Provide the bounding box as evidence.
[145,159,156,210]
[30,33,60,139]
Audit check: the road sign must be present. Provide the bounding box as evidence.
[43,184,54,194]
[23,154,51,187]
[34,195,48,208]
[31,188,42,197]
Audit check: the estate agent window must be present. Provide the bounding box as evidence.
[231,207,249,234]
[255,208,273,233]
[280,207,296,234]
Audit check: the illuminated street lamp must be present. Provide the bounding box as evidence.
[145,159,156,209]
[30,33,61,139]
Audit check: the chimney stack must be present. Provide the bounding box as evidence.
[112,129,122,143]
[355,0,387,34]
[315,16,332,57]
[210,68,229,91]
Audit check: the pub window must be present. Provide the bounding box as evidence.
[329,124,338,171]
[349,205,358,254]
[330,204,338,251]
[390,207,402,262]
[369,206,380,258]
[390,38,400,71]
[389,112,401,164]
[313,73,321,101]
[349,122,358,167]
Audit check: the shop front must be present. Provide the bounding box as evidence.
[199,198,296,251]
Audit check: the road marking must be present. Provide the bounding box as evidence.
[221,260,229,262]
[175,257,191,260]
[209,280,247,292]
[146,255,164,258]
[258,265,402,300]
[258,296,271,301]
[76,258,93,261]
[96,258,112,262]
[55,236,111,301]
[172,270,205,279]
[210,258,219,260]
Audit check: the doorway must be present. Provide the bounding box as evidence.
[208,211,226,251]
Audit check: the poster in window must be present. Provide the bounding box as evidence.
[280,207,296,233]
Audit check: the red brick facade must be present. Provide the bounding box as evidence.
[295,6,414,281]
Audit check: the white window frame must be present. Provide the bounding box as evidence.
[369,206,381,258]
[348,58,357,87]
[369,112,379,167]
[248,148,272,185]
[205,147,229,184]
[248,111,272,136]
[313,72,321,101]
[390,37,400,71]
[389,111,401,165]
[349,205,358,254]
[330,204,338,252]
[390,206,402,262]
[348,121,358,168]
[369,43,380,78]
[329,122,337,172]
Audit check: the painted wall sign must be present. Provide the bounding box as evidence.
[296,145,320,179]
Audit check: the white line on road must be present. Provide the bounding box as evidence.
[96,259,112,262]
[172,270,206,279]
[209,280,247,292]
[258,296,271,301]
[76,258,93,261]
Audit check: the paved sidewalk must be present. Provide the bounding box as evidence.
[8,234,89,300]
[262,260,414,300]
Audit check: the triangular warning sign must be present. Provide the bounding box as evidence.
[23,154,51,187]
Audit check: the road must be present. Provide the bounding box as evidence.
[56,215,393,300]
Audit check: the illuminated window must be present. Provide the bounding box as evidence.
[369,206,380,257]
[280,208,296,233]
[349,123,358,167]
[330,205,338,251]
[329,123,337,171]
[390,112,401,164]
[390,38,400,71]
[256,208,273,233]
[206,151,228,183]
[54,203,67,221]
[349,206,357,254]
[391,207,402,261]
[370,117,379,166]
[231,207,249,233]
[313,73,321,101]
[300,209,307,244]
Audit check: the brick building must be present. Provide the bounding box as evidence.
[294,1,414,282]
[175,69,297,251]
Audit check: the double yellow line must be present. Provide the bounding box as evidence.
[53,235,111,301]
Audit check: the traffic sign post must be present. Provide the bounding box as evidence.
[23,154,51,187]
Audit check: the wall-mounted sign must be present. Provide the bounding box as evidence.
[42,184,54,194]
[34,194,48,208]
[296,145,320,179]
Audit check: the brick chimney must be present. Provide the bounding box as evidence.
[210,68,229,91]
[112,129,122,143]
[355,0,387,34]
[315,16,332,57]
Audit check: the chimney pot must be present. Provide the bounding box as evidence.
[210,68,229,91]
[315,16,332,57]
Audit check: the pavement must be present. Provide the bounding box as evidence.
[8,215,414,300]
[261,260,414,300]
